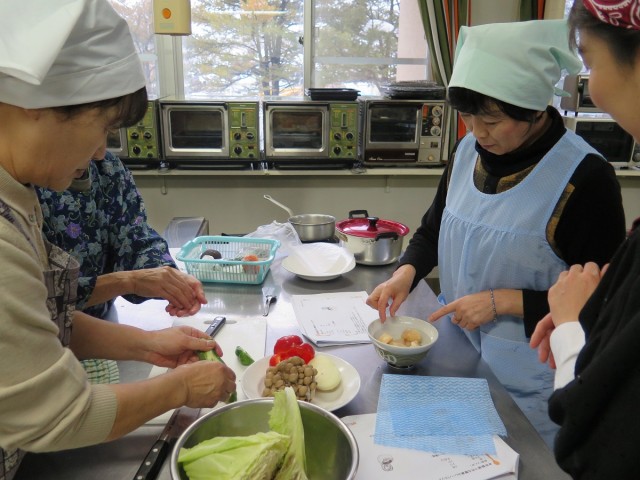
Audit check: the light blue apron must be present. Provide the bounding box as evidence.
[437,131,599,447]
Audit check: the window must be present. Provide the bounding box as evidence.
[311,0,429,95]
[110,0,430,98]
[109,0,161,98]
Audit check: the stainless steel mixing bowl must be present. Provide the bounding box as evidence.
[171,398,359,479]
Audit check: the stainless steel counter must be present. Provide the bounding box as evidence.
[15,258,570,480]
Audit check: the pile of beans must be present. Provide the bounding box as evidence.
[262,356,317,401]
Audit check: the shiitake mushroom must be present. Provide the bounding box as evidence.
[200,248,222,260]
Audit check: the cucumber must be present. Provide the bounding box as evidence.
[234,346,255,366]
[198,350,237,403]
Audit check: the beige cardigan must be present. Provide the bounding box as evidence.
[0,166,117,453]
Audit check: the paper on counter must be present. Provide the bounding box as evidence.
[343,413,518,480]
[291,291,378,346]
[375,375,507,455]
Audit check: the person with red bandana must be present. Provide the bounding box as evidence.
[530,1,640,477]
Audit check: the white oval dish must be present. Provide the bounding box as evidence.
[282,256,356,281]
[282,244,355,281]
[241,353,361,411]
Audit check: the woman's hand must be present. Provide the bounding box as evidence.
[530,262,605,367]
[429,290,496,329]
[366,265,416,322]
[142,325,223,368]
[547,262,603,326]
[129,266,207,316]
[530,313,557,368]
[174,361,237,408]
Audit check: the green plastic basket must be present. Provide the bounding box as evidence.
[177,236,280,284]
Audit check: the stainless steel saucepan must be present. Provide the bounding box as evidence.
[264,194,335,242]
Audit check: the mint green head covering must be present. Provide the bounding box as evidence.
[448,19,583,111]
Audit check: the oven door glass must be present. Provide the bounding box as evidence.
[368,104,420,144]
[170,110,223,149]
[107,129,126,156]
[272,110,323,149]
[576,121,634,165]
[265,106,328,159]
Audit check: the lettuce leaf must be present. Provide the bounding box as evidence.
[269,387,309,480]
[178,430,290,480]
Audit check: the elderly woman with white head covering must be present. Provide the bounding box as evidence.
[0,1,235,478]
[367,19,626,448]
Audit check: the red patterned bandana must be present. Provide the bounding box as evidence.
[583,0,640,29]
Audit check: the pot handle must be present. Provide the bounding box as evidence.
[348,210,369,219]
[264,194,294,217]
[375,231,399,241]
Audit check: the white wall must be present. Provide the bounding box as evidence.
[135,171,640,240]
[134,173,440,240]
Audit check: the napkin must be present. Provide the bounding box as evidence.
[375,375,506,455]
[287,243,353,275]
[345,413,519,480]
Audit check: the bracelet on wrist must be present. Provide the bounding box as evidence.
[489,288,498,323]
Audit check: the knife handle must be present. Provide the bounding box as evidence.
[133,438,171,480]
[205,316,226,337]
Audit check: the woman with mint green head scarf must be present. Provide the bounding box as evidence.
[367,19,626,448]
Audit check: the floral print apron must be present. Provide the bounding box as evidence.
[0,199,79,480]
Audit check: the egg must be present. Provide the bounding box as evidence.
[309,355,341,391]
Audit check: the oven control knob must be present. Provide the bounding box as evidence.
[431,126,441,136]
[432,117,441,126]
[346,132,354,141]
[333,146,342,155]
[334,132,342,141]
[432,106,443,116]
[132,145,141,155]
[246,132,255,140]
[234,132,242,140]
[234,146,243,155]
[130,132,139,140]
[143,131,152,139]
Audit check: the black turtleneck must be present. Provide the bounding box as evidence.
[399,106,626,336]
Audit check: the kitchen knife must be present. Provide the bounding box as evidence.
[262,286,279,316]
[132,406,200,480]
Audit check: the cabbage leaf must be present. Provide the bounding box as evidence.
[177,387,309,480]
[269,387,309,480]
[177,431,289,480]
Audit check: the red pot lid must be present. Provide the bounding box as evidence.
[336,215,410,239]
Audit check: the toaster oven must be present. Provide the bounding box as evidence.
[358,98,446,167]
[560,74,600,113]
[564,115,636,168]
[107,101,161,166]
[159,98,259,166]
[263,99,359,167]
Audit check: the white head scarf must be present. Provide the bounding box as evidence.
[448,19,583,111]
[0,0,146,109]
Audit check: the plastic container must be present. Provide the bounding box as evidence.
[177,236,280,284]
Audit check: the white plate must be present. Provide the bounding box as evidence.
[282,255,356,282]
[241,353,361,411]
